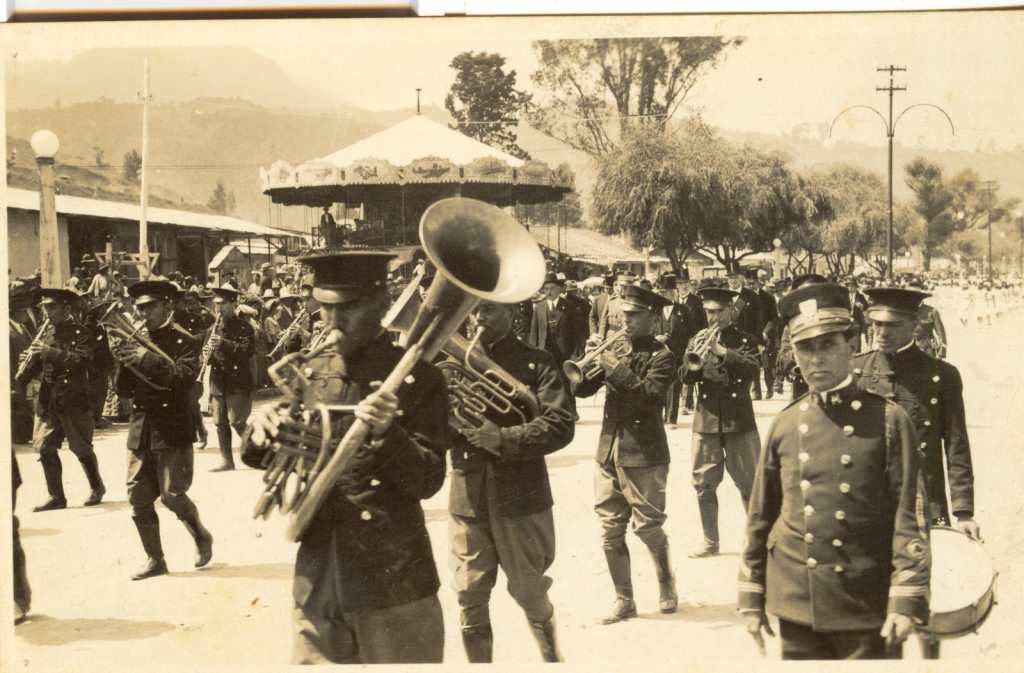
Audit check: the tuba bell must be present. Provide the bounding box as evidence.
[251,197,546,542]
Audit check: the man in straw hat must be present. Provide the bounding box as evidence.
[15,287,106,511]
[243,250,448,664]
[117,280,214,580]
[740,281,929,659]
[572,283,679,624]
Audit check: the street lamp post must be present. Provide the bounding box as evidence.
[31,129,66,286]
[828,66,954,282]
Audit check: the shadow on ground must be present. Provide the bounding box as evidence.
[15,615,176,645]
[18,527,61,537]
[638,602,743,626]
[170,562,292,580]
[546,453,591,470]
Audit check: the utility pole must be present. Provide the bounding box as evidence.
[876,65,906,280]
[139,58,152,280]
[980,180,998,281]
[416,88,422,115]
[829,67,954,282]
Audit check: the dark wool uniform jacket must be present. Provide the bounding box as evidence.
[17,318,93,418]
[209,315,255,394]
[243,332,449,616]
[851,345,973,522]
[115,320,200,451]
[449,334,575,519]
[652,303,693,358]
[680,325,760,435]
[573,335,677,467]
[738,384,931,631]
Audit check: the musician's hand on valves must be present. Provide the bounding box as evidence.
[249,402,290,447]
[112,342,146,367]
[654,333,669,344]
[711,338,727,358]
[956,516,982,541]
[598,348,621,373]
[880,612,914,648]
[355,381,400,438]
[584,335,602,353]
[742,610,774,657]
[462,418,503,457]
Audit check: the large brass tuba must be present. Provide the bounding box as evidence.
[253,197,546,542]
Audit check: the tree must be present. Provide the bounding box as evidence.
[530,37,744,157]
[591,118,721,275]
[93,146,106,168]
[904,157,957,272]
[207,180,236,214]
[122,149,142,182]
[445,51,532,160]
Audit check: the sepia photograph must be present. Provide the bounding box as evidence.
[2,9,1022,670]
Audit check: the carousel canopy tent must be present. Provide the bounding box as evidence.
[260,114,571,211]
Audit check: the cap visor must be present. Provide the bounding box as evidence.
[790,321,852,343]
[313,287,364,304]
[864,307,915,322]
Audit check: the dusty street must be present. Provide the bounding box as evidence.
[11,308,1024,670]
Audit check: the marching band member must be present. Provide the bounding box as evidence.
[115,281,214,580]
[740,282,930,660]
[572,284,679,624]
[207,286,256,472]
[449,299,575,663]
[680,285,761,559]
[652,273,691,425]
[243,251,449,664]
[15,288,106,511]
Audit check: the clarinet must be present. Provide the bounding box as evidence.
[196,313,223,383]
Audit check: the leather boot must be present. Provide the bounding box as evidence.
[79,453,106,506]
[528,615,562,662]
[178,502,214,568]
[131,514,168,580]
[33,453,67,512]
[649,541,678,613]
[599,541,637,625]
[211,427,235,471]
[460,624,493,663]
[689,493,720,558]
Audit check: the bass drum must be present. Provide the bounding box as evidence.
[924,526,997,637]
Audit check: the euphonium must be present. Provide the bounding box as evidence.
[268,307,309,359]
[14,318,53,383]
[251,197,547,542]
[562,327,631,385]
[383,275,541,431]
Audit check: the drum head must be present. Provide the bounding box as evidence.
[929,526,995,615]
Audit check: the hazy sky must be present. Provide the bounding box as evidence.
[245,11,1024,153]
[10,11,1024,152]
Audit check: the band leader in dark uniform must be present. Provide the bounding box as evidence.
[244,251,449,665]
[449,299,574,663]
[115,281,214,580]
[572,284,678,625]
[680,285,761,558]
[739,282,930,660]
[15,288,106,511]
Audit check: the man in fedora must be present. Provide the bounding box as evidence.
[15,288,106,511]
[116,280,214,580]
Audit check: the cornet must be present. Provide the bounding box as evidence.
[562,327,631,385]
[88,301,177,391]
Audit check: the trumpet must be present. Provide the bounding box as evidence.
[562,327,631,385]
[249,197,547,542]
[684,325,721,372]
[87,301,176,391]
[14,318,53,383]
[268,307,309,359]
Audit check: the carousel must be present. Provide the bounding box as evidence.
[259,113,572,264]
